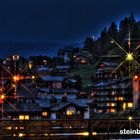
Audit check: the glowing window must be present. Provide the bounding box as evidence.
[19,115,24,120]
[123,103,126,111]
[28,64,32,69]
[12,55,19,61]
[119,97,123,101]
[42,112,48,116]
[111,103,115,107]
[98,110,103,113]
[66,106,76,116]
[6,127,12,130]
[112,91,115,95]
[66,110,75,115]
[25,115,29,120]
[128,103,133,108]
[19,115,29,120]
[110,109,115,113]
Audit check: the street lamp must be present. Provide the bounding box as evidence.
[13,75,20,83]
[126,53,134,61]
[128,116,132,121]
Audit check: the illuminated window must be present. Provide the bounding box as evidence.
[42,112,48,116]
[43,60,48,64]
[66,106,76,116]
[66,110,75,115]
[123,103,126,111]
[81,60,86,63]
[28,63,33,69]
[6,127,12,130]
[19,115,24,120]
[14,127,18,130]
[19,133,24,137]
[112,91,115,95]
[111,103,115,107]
[98,110,103,113]
[19,115,29,120]
[118,97,123,101]
[128,103,133,108]
[25,115,29,120]
[19,127,24,130]
[12,55,19,61]
[110,109,115,113]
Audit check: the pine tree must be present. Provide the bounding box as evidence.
[84,37,94,54]
[100,27,108,46]
[108,22,118,40]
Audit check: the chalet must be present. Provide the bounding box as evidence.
[16,87,38,103]
[2,55,28,75]
[50,97,90,119]
[35,67,53,76]
[29,56,51,67]
[55,65,70,74]
[35,98,51,119]
[2,102,42,120]
[73,53,89,65]
[39,76,65,89]
[95,61,119,83]
[92,78,134,114]
[38,88,79,100]
[0,95,90,120]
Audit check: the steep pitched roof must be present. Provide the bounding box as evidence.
[51,100,88,111]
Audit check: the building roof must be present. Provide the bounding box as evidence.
[68,79,77,83]
[94,81,116,87]
[98,62,119,67]
[38,88,50,93]
[38,88,78,94]
[17,102,41,112]
[94,78,132,89]
[37,67,53,72]
[17,87,37,99]
[3,102,41,112]
[51,100,88,111]
[51,88,79,93]
[36,99,51,108]
[56,65,70,69]
[40,76,65,82]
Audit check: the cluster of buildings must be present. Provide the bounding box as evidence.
[0,44,139,122]
[92,61,139,114]
[0,49,91,121]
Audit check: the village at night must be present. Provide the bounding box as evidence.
[0,13,140,139]
[1,0,140,139]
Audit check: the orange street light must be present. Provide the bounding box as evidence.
[13,75,20,82]
[0,94,5,100]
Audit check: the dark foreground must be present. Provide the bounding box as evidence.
[0,118,140,139]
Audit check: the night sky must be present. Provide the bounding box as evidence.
[0,0,140,57]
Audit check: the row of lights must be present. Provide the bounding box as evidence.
[8,116,133,138]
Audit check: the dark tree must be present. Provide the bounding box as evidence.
[84,37,94,54]
[108,22,118,40]
[100,27,108,46]
[74,75,82,90]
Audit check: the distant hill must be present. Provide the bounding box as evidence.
[0,41,81,58]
